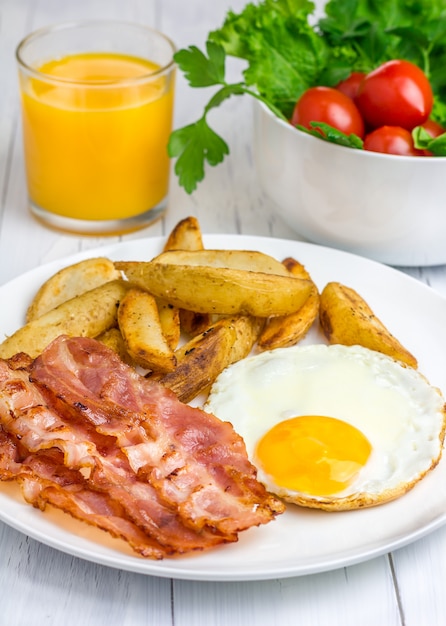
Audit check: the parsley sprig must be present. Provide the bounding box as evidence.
[168,42,286,193]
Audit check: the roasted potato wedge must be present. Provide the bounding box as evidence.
[163,215,204,252]
[157,315,264,402]
[96,327,135,366]
[0,279,129,359]
[228,315,265,364]
[159,318,238,402]
[116,254,313,317]
[118,288,177,373]
[179,310,214,337]
[156,299,181,350]
[148,249,292,275]
[157,247,282,335]
[281,257,313,282]
[26,257,121,322]
[319,281,418,368]
[162,216,210,337]
[258,257,320,350]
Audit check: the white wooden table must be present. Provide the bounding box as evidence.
[1,1,446,624]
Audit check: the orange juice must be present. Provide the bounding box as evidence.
[19,52,175,221]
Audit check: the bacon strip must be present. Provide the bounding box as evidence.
[0,427,22,478]
[19,448,170,559]
[30,336,284,535]
[0,360,231,555]
[0,335,284,559]
[0,427,165,556]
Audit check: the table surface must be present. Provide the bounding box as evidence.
[2,1,446,624]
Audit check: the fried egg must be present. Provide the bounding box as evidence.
[204,344,446,511]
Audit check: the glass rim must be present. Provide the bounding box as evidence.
[16,19,177,87]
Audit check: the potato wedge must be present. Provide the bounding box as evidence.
[258,289,319,350]
[162,216,210,337]
[228,315,265,364]
[319,281,417,368]
[0,279,129,359]
[148,249,292,275]
[163,216,204,252]
[281,257,313,282]
[96,327,135,366]
[26,257,121,322]
[159,318,238,402]
[157,315,264,402]
[118,288,177,373]
[156,299,181,350]
[258,257,320,350]
[115,256,313,317]
[179,310,214,337]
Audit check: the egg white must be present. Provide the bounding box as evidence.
[204,344,446,511]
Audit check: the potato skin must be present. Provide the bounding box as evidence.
[0,280,129,359]
[157,315,264,403]
[159,319,238,402]
[116,260,313,317]
[156,299,181,351]
[150,249,292,276]
[96,327,135,366]
[26,257,121,322]
[258,257,320,350]
[228,315,265,364]
[319,282,417,368]
[162,216,211,337]
[118,288,177,373]
[163,216,204,252]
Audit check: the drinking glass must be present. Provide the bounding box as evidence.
[16,21,176,235]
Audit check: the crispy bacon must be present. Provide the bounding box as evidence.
[0,427,22,478]
[19,448,170,559]
[31,336,284,535]
[0,428,164,556]
[0,360,232,555]
[0,336,284,559]
[0,360,99,467]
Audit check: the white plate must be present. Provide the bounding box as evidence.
[1,234,446,582]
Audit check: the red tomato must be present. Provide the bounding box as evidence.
[421,118,445,138]
[419,119,445,156]
[363,126,425,156]
[335,72,366,100]
[291,86,365,138]
[356,60,433,130]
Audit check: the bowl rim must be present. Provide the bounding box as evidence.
[255,99,446,163]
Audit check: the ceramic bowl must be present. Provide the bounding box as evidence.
[253,100,446,266]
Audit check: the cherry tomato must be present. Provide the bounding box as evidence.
[363,126,425,156]
[421,118,445,138]
[356,60,433,130]
[291,86,365,138]
[335,72,366,100]
[419,119,445,156]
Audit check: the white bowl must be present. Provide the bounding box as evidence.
[253,100,446,266]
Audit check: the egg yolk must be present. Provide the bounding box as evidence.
[255,415,372,496]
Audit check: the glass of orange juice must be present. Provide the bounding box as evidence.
[16,21,176,235]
